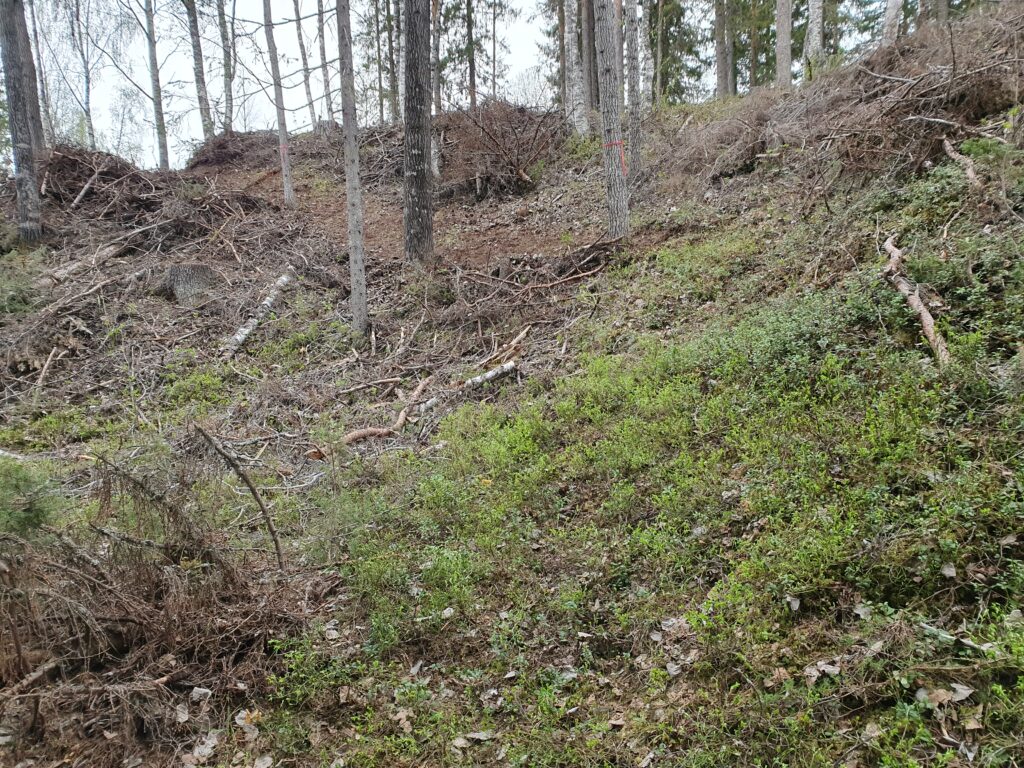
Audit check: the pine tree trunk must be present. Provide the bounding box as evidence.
[593,0,628,238]
[182,0,214,140]
[654,0,662,103]
[291,0,318,126]
[386,0,399,120]
[317,0,334,120]
[491,0,497,100]
[775,0,791,87]
[581,0,597,112]
[13,0,42,156]
[714,0,728,97]
[882,0,901,45]
[373,0,385,123]
[217,0,235,133]
[337,0,368,335]
[395,0,405,115]
[557,0,566,108]
[144,0,170,170]
[614,0,623,105]
[264,0,297,207]
[466,0,477,109]
[803,0,824,71]
[624,0,640,183]
[564,0,588,134]
[403,0,434,262]
[431,0,442,112]
[0,0,41,241]
[27,0,52,145]
[749,0,759,88]
[725,9,736,94]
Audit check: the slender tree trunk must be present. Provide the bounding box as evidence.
[581,0,596,112]
[654,0,662,103]
[624,0,640,184]
[557,0,566,107]
[749,0,759,88]
[490,0,497,100]
[431,0,442,112]
[725,8,735,94]
[395,0,405,114]
[182,0,214,140]
[0,0,41,241]
[934,0,947,24]
[26,0,52,144]
[264,0,297,206]
[639,0,652,105]
[593,0,627,238]
[83,68,96,149]
[144,0,170,170]
[882,0,901,45]
[13,0,42,155]
[337,0,368,334]
[385,0,399,120]
[466,0,477,109]
[614,0,623,104]
[403,0,433,262]
[374,0,385,122]
[775,0,791,87]
[803,0,824,72]
[714,0,728,97]
[217,0,235,132]
[290,0,318,126]
[70,0,96,149]
[317,0,334,120]
[564,0,588,133]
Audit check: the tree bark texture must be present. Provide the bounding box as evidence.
[593,0,628,238]
[144,0,170,170]
[775,0,791,86]
[264,0,297,206]
[403,0,434,262]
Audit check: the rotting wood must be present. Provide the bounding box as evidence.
[942,137,981,189]
[883,235,951,368]
[221,269,294,359]
[341,375,433,446]
[196,425,285,572]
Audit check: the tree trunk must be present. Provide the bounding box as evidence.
[70,0,96,150]
[144,0,170,170]
[654,0,662,103]
[934,0,947,24]
[26,0,52,145]
[557,0,566,108]
[639,0,652,106]
[725,8,735,94]
[385,0,399,120]
[373,0,385,122]
[182,0,215,141]
[803,0,824,72]
[290,0,318,126]
[775,0,791,87]
[624,0,640,183]
[714,0,728,97]
[264,0,297,207]
[337,0,369,335]
[13,0,42,156]
[564,0,588,133]
[749,0,759,88]
[0,0,41,241]
[317,0,334,120]
[217,0,235,133]
[403,0,433,262]
[593,0,628,238]
[395,0,405,114]
[466,0,477,109]
[882,0,901,45]
[490,0,497,100]
[581,0,597,112]
[614,0,623,105]
[431,0,442,112]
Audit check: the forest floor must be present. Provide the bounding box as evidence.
[2,7,1024,768]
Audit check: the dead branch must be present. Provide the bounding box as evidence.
[195,425,285,572]
[418,360,519,415]
[942,137,982,188]
[0,659,61,702]
[883,236,951,368]
[221,269,294,359]
[341,376,433,446]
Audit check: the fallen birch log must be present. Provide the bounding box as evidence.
[221,269,294,359]
[418,360,518,415]
[883,236,950,369]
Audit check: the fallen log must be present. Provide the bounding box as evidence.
[883,236,950,368]
[942,137,981,189]
[221,269,294,359]
[418,360,518,414]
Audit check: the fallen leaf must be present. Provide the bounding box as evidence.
[951,683,975,702]
[175,703,190,723]
[192,731,221,763]
[666,662,682,678]
[853,603,872,620]
[785,595,800,612]
[451,737,471,750]
[940,562,957,579]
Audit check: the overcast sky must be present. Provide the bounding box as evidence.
[50,0,549,169]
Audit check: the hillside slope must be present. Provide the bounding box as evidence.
[1,8,1023,767]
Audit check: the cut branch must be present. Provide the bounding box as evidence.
[221,269,294,358]
[883,236,951,368]
[341,375,433,446]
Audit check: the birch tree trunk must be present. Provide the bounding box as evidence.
[0,0,41,241]
[775,0,791,87]
[337,0,369,335]
[13,0,43,156]
[564,0,589,134]
[624,0,640,183]
[803,0,824,72]
[182,0,215,140]
[403,0,434,262]
[466,0,478,109]
[217,0,235,132]
[144,0,170,170]
[882,0,901,45]
[714,0,728,97]
[264,0,297,207]
[69,0,97,149]
[27,0,52,145]
[317,0,334,120]
[639,0,652,106]
[431,0,442,112]
[291,0,318,126]
[593,0,628,238]
[396,0,405,115]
